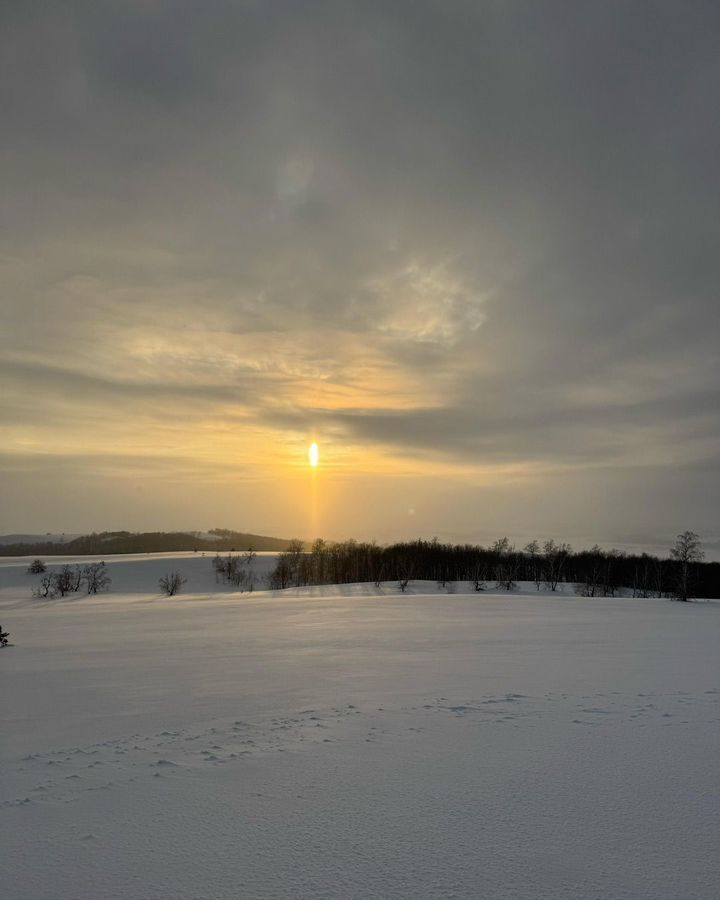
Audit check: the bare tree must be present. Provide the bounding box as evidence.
[268,555,292,590]
[83,562,111,594]
[492,537,518,591]
[243,546,256,566]
[212,550,253,590]
[286,539,305,586]
[270,539,304,589]
[241,547,257,591]
[397,553,415,593]
[54,565,77,597]
[542,540,571,591]
[670,531,704,601]
[27,559,47,574]
[373,561,386,589]
[33,573,57,599]
[32,563,109,598]
[491,536,511,555]
[470,554,487,592]
[632,554,655,598]
[523,540,542,590]
[225,556,243,587]
[652,556,665,598]
[212,553,225,583]
[601,549,625,597]
[159,571,187,596]
[70,565,85,593]
[575,546,603,597]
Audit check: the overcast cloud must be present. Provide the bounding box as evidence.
[1,1,719,554]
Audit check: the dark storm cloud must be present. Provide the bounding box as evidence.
[1,1,719,544]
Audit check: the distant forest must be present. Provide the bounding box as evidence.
[0,529,293,557]
[268,536,719,600]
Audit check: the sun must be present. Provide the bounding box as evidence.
[309,442,319,468]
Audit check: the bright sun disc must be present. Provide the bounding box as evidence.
[309,442,319,467]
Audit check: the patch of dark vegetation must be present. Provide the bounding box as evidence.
[268,532,716,600]
[32,562,111,599]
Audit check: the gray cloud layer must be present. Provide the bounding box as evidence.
[1,2,719,550]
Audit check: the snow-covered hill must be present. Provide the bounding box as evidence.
[0,551,280,599]
[1,553,718,900]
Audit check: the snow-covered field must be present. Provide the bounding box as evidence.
[2,554,719,900]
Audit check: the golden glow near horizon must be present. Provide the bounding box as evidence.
[309,442,320,468]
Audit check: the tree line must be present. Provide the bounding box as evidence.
[267,532,714,600]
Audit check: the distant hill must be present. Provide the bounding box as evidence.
[0,529,295,556]
[0,533,82,546]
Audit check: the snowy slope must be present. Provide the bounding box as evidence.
[1,555,718,900]
[0,551,281,599]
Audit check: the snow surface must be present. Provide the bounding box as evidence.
[2,554,719,900]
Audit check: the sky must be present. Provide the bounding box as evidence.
[1,1,719,557]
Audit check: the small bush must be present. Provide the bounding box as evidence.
[33,573,58,599]
[54,565,79,597]
[27,559,47,574]
[159,571,187,596]
[84,562,111,594]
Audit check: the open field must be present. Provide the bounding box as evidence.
[2,554,719,900]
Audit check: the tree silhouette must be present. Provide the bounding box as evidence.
[670,531,704,601]
[159,571,187,596]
